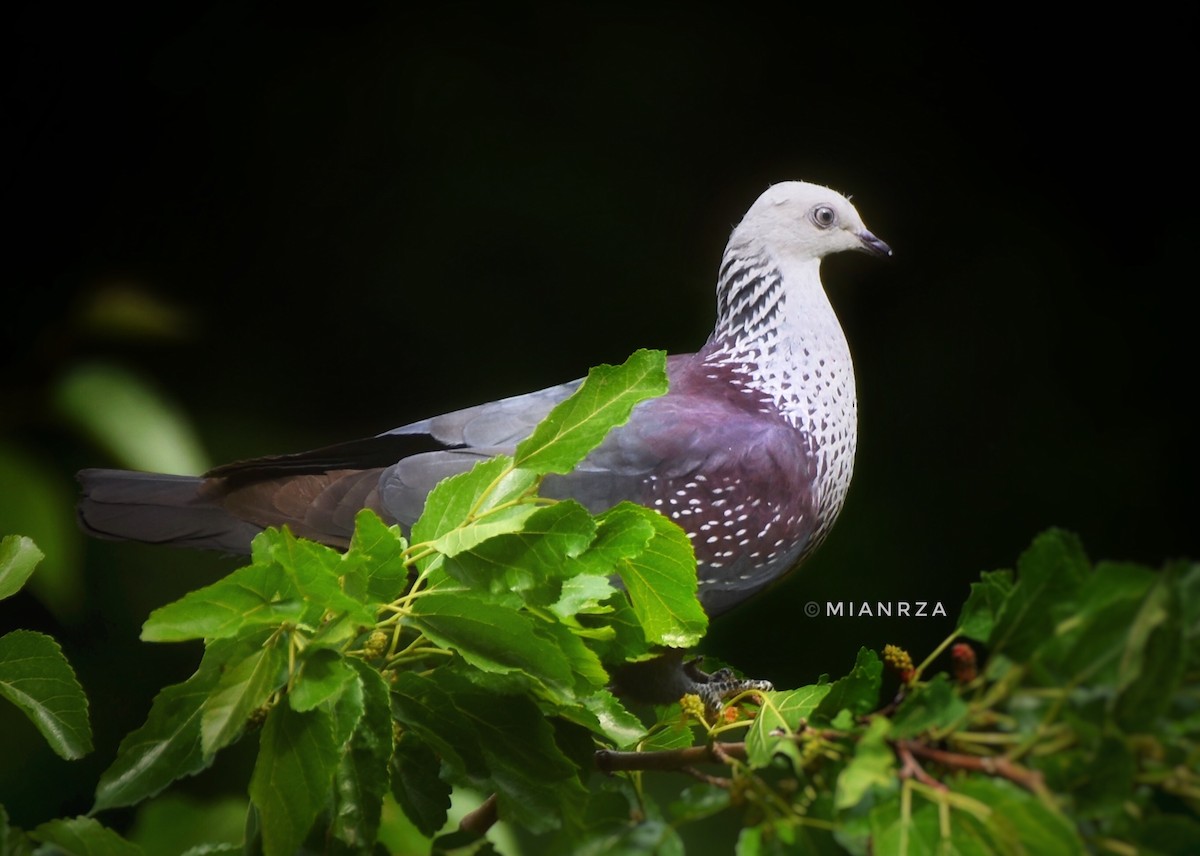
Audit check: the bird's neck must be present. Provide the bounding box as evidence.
[705,247,856,424]
[702,245,858,518]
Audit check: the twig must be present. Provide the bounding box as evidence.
[896,740,1046,795]
[595,742,748,774]
[458,793,499,836]
[894,741,947,790]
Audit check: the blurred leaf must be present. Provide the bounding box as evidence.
[75,283,195,340]
[1113,567,1184,728]
[0,535,42,600]
[1,805,33,856]
[890,673,968,739]
[54,362,208,474]
[0,445,82,616]
[125,795,245,855]
[515,348,668,474]
[834,717,894,812]
[956,568,1014,642]
[32,817,142,855]
[249,703,341,856]
[0,629,92,759]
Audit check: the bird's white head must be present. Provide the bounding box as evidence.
[731,181,891,262]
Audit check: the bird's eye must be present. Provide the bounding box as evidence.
[811,205,837,228]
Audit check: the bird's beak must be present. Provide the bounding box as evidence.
[856,229,893,258]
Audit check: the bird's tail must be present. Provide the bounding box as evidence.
[76,469,262,553]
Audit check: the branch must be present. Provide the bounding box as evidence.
[895,739,1047,795]
[594,742,748,774]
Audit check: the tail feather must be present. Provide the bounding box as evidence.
[77,469,262,553]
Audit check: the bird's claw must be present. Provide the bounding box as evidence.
[683,659,773,716]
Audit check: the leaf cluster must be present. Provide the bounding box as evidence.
[1,351,1197,854]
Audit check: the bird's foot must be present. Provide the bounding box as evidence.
[681,657,773,717]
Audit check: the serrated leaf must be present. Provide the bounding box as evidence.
[388,671,483,775]
[411,456,536,547]
[432,504,538,558]
[436,672,587,834]
[262,528,377,626]
[330,661,393,853]
[249,703,341,856]
[989,529,1090,659]
[93,662,220,811]
[291,649,358,713]
[956,569,1014,642]
[347,509,410,603]
[31,816,142,856]
[746,683,833,767]
[391,731,450,838]
[813,647,883,722]
[141,561,302,642]
[0,535,43,600]
[890,673,968,739]
[200,631,287,755]
[441,501,596,602]
[0,629,92,759]
[514,349,669,475]
[408,592,574,694]
[559,688,646,748]
[608,503,706,648]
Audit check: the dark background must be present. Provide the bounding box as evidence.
[4,1,1197,842]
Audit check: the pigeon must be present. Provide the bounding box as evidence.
[79,181,889,627]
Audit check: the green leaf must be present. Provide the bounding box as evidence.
[391,731,450,839]
[514,348,669,474]
[200,630,287,755]
[412,456,536,547]
[813,647,883,722]
[290,649,358,713]
[834,717,895,812]
[0,535,43,600]
[141,561,302,642]
[607,503,706,648]
[890,673,968,739]
[746,683,832,767]
[93,661,221,811]
[389,671,481,775]
[262,528,377,626]
[0,629,92,759]
[1113,566,1185,728]
[408,592,574,695]
[249,703,341,856]
[558,688,646,748]
[330,661,393,853]
[0,805,32,856]
[31,816,143,856]
[347,509,410,603]
[989,529,1090,658]
[441,501,596,602]
[55,362,208,474]
[956,569,1014,642]
[955,777,1084,854]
